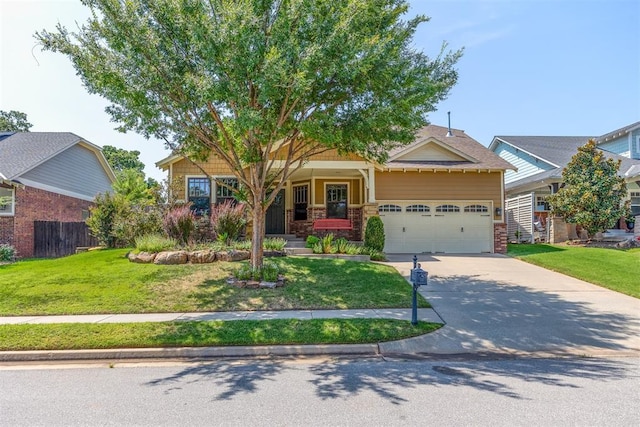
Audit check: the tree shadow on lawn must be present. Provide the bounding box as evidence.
[143,356,634,403]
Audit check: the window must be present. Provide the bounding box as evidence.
[436,204,460,213]
[464,204,488,213]
[406,204,430,212]
[378,204,402,213]
[215,177,238,205]
[631,191,640,216]
[536,196,550,211]
[0,187,14,216]
[187,177,211,215]
[636,136,640,154]
[293,185,308,221]
[326,184,347,219]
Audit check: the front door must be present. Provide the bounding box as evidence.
[265,189,285,234]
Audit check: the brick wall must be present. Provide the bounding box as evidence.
[288,207,363,241]
[493,222,507,254]
[0,216,14,247]
[12,186,92,258]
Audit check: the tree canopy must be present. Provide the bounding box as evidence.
[102,145,146,174]
[36,0,462,268]
[548,139,630,237]
[0,110,32,132]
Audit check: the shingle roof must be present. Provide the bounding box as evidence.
[494,136,593,167]
[0,132,85,179]
[596,120,640,143]
[385,125,515,171]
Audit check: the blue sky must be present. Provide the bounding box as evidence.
[1,0,639,182]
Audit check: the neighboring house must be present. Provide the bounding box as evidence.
[0,132,116,257]
[157,124,514,254]
[489,121,640,242]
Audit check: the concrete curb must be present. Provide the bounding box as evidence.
[0,344,379,362]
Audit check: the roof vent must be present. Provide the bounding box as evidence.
[446,112,453,137]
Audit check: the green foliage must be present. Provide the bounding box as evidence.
[210,200,246,245]
[36,0,461,270]
[112,204,164,247]
[112,169,154,204]
[0,110,32,132]
[261,260,280,282]
[102,145,145,174]
[86,192,121,248]
[312,242,323,254]
[362,247,387,262]
[233,263,254,281]
[231,240,252,251]
[232,260,280,281]
[264,237,287,251]
[364,216,385,252]
[163,205,196,246]
[0,244,16,261]
[335,237,349,254]
[548,140,631,237]
[305,235,320,248]
[134,233,177,253]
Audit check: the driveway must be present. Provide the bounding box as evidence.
[380,254,640,357]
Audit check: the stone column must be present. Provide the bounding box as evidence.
[549,216,568,244]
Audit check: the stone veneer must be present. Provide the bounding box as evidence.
[493,222,507,254]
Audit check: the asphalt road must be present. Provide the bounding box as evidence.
[1,356,638,426]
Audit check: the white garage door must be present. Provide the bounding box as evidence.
[378,201,493,253]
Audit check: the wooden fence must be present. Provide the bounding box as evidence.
[34,221,99,258]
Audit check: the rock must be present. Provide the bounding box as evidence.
[616,238,640,249]
[216,250,250,262]
[128,251,156,263]
[260,282,277,289]
[189,250,217,264]
[245,280,260,289]
[264,250,286,258]
[154,251,189,265]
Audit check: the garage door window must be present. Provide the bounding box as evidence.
[406,204,430,212]
[464,205,488,213]
[379,204,402,213]
[436,204,460,213]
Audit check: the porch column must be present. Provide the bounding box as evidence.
[368,167,376,203]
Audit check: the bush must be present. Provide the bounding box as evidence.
[86,192,121,248]
[264,237,287,251]
[113,204,164,247]
[210,200,246,245]
[0,244,16,261]
[261,260,280,282]
[364,216,385,252]
[335,237,348,254]
[232,240,252,251]
[362,246,386,261]
[232,260,280,281]
[134,233,177,253]
[163,205,196,246]
[305,235,320,248]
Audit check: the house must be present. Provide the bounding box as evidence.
[0,132,116,257]
[157,124,514,254]
[489,121,640,242]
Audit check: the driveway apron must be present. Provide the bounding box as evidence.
[380,254,640,356]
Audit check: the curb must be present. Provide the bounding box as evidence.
[0,344,379,362]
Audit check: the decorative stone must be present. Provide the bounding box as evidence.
[154,251,189,265]
[216,250,250,262]
[128,251,157,263]
[245,280,260,289]
[264,250,286,258]
[190,250,217,264]
[260,281,277,289]
[616,238,640,249]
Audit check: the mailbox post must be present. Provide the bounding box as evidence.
[410,259,428,326]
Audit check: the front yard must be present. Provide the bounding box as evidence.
[507,244,640,298]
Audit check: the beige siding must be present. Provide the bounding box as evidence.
[171,156,235,199]
[375,171,503,216]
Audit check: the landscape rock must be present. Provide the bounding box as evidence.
[615,238,640,249]
[260,282,277,289]
[189,250,217,264]
[128,251,156,263]
[245,280,260,289]
[154,251,189,265]
[216,250,250,262]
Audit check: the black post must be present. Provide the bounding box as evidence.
[411,282,418,326]
[413,254,418,270]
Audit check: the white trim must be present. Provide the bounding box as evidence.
[16,178,95,202]
[0,187,15,216]
[270,160,372,170]
[184,174,212,205]
[389,137,478,163]
[491,137,560,168]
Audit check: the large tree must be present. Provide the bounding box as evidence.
[36,0,461,269]
[548,139,631,238]
[0,110,32,132]
[102,145,146,174]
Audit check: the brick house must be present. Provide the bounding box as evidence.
[0,132,115,257]
[157,125,514,254]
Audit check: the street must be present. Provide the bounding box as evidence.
[1,356,638,426]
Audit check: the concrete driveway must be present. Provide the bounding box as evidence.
[380,254,640,357]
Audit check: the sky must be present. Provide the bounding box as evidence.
[1,0,639,182]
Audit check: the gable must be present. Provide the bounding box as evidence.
[394,140,468,162]
[492,140,554,184]
[599,135,630,158]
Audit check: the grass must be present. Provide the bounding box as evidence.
[0,319,442,351]
[507,243,640,298]
[0,249,428,316]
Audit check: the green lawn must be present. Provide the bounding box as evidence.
[507,244,640,298]
[0,319,441,351]
[0,249,428,316]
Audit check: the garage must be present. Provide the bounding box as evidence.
[378,201,493,253]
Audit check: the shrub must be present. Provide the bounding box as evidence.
[163,205,196,246]
[233,263,254,281]
[312,242,323,254]
[362,246,386,261]
[86,192,121,248]
[335,237,348,254]
[264,237,287,251]
[344,243,362,255]
[232,240,252,251]
[113,204,164,247]
[210,200,246,245]
[233,260,280,281]
[134,233,177,253]
[261,260,280,282]
[364,216,385,252]
[305,235,320,248]
[0,244,16,261]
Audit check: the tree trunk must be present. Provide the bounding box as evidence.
[250,203,265,272]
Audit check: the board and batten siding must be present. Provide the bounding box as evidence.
[20,144,112,198]
[632,129,640,160]
[375,171,502,212]
[599,135,631,158]
[494,141,553,184]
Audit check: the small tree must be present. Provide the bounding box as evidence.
[364,216,385,252]
[0,110,32,132]
[548,139,630,238]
